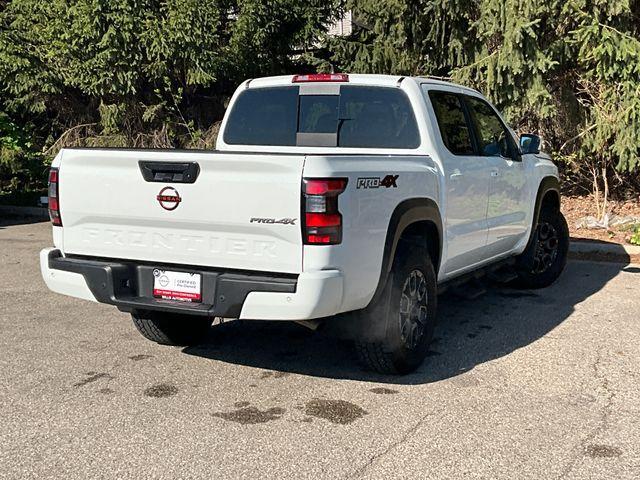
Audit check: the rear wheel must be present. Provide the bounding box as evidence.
[131,311,212,346]
[514,207,569,289]
[355,244,438,375]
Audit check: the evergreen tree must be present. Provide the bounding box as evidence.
[328,0,474,76]
[0,0,339,149]
[1,0,639,199]
[329,0,640,192]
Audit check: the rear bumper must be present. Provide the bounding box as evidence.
[40,248,343,321]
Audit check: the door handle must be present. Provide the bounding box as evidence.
[450,172,463,180]
[490,169,500,177]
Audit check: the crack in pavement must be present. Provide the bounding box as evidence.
[556,348,617,479]
[344,409,441,479]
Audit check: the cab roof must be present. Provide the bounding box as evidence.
[245,73,481,95]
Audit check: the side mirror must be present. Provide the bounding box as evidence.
[520,133,541,155]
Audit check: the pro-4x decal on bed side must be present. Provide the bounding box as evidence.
[356,175,399,189]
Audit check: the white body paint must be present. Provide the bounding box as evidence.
[41,74,558,320]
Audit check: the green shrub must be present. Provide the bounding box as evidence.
[0,112,49,197]
[630,225,640,246]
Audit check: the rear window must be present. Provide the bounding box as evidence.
[223,85,420,149]
[299,95,339,133]
[223,87,298,146]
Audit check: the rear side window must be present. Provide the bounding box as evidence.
[223,85,420,149]
[464,96,514,158]
[428,91,475,155]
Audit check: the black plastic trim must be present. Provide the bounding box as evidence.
[511,175,561,261]
[532,176,560,232]
[48,250,297,318]
[138,161,200,183]
[368,198,443,306]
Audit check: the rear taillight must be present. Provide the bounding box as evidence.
[48,167,62,226]
[292,73,349,83]
[302,178,347,245]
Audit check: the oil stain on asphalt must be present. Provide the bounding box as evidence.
[369,387,399,395]
[584,444,622,458]
[129,354,153,361]
[212,406,285,425]
[144,383,178,398]
[74,372,113,388]
[304,399,367,425]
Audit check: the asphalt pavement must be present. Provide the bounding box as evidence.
[1,219,639,479]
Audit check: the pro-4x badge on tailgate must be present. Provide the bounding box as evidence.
[157,186,182,211]
[250,217,297,225]
[356,175,399,189]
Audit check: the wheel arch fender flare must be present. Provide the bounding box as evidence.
[369,198,443,307]
[532,176,560,232]
[523,176,561,250]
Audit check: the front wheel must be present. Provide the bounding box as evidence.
[514,207,569,289]
[131,311,212,346]
[355,244,438,375]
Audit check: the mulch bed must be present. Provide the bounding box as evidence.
[562,195,640,245]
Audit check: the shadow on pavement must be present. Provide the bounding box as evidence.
[183,260,627,385]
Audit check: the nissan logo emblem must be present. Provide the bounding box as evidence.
[157,186,182,211]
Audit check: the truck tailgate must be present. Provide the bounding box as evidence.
[57,149,305,273]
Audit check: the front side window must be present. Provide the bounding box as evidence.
[223,85,420,149]
[428,91,475,155]
[464,96,513,158]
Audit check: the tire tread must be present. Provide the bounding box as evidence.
[131,311,211,346]
[132,314,174,344]
[353,243,437,375]
[515,207,569,289]
[355,341,397,374]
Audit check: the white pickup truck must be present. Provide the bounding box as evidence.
[40,73,568,374]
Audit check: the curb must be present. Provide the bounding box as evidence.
[0,205,49,219]
[570,240,640,256]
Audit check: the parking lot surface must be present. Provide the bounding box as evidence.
[1,219,639,479]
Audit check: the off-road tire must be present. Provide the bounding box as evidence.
[131,311,212,346]
[355,244,438,375]
[514,207,569,289]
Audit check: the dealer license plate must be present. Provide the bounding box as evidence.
[152,269,202,302]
